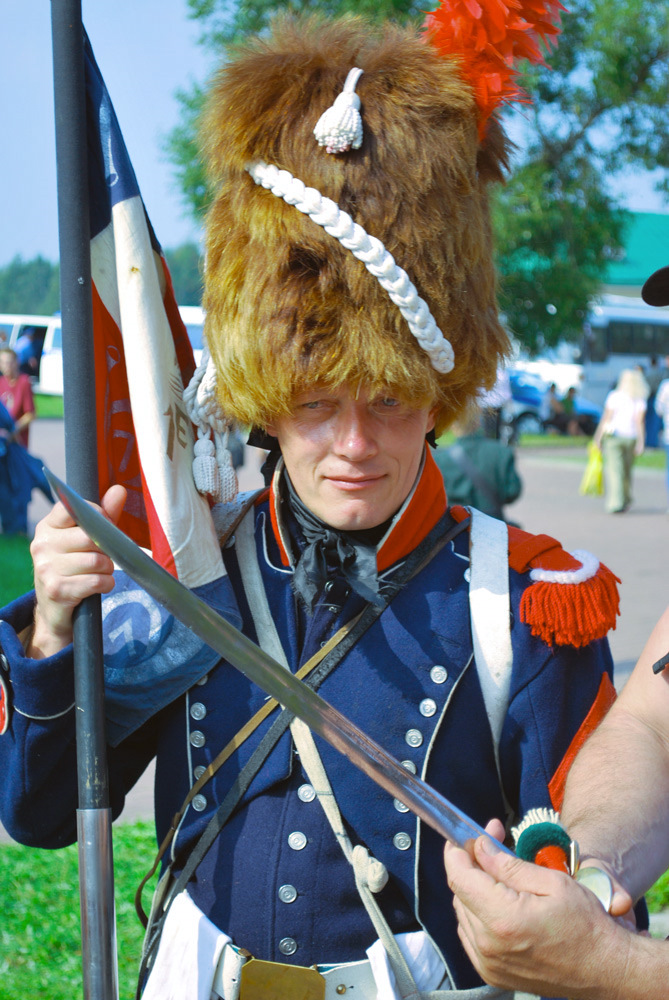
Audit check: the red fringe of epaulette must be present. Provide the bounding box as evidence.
[423,0,566,131]
[520,562,620,648]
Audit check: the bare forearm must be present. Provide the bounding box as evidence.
[562,707,669,898]
[563,608,669,898]
[610,934,669,1000]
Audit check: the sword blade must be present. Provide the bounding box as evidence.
[46,469,513,855]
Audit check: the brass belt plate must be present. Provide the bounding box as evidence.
[239,957,326,1000]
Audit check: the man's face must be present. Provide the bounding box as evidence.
[265,386,437,531]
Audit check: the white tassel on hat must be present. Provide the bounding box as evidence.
[314,67,364,154]
[183,349,239,504]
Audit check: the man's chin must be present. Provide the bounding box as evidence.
[314,497,393,533]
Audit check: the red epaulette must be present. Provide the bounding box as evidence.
[508,525,620,647]
[449,507,621,648]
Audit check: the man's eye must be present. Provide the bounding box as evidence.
[377,397,400,408]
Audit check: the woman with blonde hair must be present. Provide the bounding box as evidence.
[594,367,648,513]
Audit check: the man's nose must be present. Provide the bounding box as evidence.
[333,406,378,459]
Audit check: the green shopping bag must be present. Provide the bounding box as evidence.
[579,442,603,496]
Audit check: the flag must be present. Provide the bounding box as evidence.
[84,32,224,589]
[81,32,242,743]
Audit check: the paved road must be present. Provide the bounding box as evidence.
[4,425,669,843]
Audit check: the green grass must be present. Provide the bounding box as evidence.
[0,534,33,605]
[34,393,64,419]
[0,821,157,1000]
[647,869,669,912]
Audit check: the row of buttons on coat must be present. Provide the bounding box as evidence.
[187,663,449,814]
[276,783,315,958]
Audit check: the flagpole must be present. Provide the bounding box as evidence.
[50,2,119,998]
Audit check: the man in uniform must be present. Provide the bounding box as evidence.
[0,10,621,999]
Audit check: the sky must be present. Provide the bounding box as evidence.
[1,2,667,271]
[0,1,215,268]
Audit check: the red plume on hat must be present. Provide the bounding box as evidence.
[424,0,566,135]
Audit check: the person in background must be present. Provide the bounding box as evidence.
[0,397,51,534]
[560,386,593,436]
[477,367,512,440]
[593,367,647,514]
[539,382,563,432]
[654,378,669,510]
[644,355,665,448]
[0,347,36,449]
[434,405,522,521]
[644,271,669,510]
[13,326,41,377]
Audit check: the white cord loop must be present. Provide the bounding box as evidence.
[183,349,238,503]
[246,160,455,375]
[351,844,389,894]
[314,67,364,154]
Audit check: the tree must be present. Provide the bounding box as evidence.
[0,256,60,315]
[164,242,204,305]
[495,0,669,351]
[166,0,669,352]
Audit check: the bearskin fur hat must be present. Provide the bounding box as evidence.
[200,14,512,434]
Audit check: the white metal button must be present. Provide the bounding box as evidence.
[288,831,308,851]
[393,798,410,813]
[393,832,412,851]
[190,702,207,721]
[190,730,206,748]
[278,884,298,904]
[192,794,207,812]
[297,783,316,803]
[196,674,209,686]
[400,760,417,774]
[430,665,448,684]
[193,765,206,780]
[419,698,437,718]
[405,728,423,748]
[279,937,298,956]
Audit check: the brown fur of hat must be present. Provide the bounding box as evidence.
[200,14,511,434]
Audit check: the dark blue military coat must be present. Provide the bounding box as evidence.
[0,453,614,991]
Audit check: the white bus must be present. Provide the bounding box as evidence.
[0,307,204,396]
[581,293,669,406]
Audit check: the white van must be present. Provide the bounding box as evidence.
[0,306,204,396]
[0,313,63,394]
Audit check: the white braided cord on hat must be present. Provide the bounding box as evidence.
[246,160,455,375]
[183,347,238,503]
